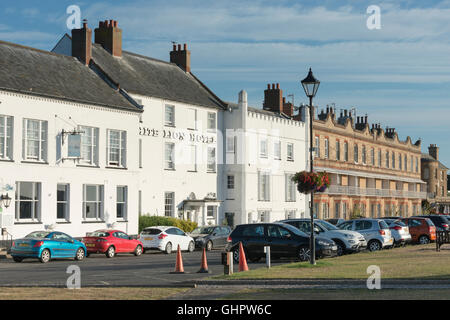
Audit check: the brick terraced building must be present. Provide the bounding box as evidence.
[312,107,427,219]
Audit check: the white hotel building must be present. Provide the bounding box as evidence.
[0,20,308,239]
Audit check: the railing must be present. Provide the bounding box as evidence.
[324,185,427,199]
[436,231,450,252]
[1,229,13,253]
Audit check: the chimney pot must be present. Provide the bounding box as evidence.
[183,43,187,50]
[177,44,181,51]
[267,84,270,90]
[276,83,280,89]
[173,44,176,51]
[170,41,191,72]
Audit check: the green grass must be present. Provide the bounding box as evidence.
[221,288,450,300]
[214,244,450,280]
[0,287,189,300]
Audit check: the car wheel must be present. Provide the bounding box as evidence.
[298,246,311,262]
[165,242,172,254]
[419,235,430,244]
[13,257,23,263]
[368,240,382,252]
[206,240,213,251]
[40,249,51,263]
[188,241,195,253]
[106,246,115,258]
[232,246,248,263]
[334,241,345,256]
[134,245,143,256]
[75,248,85,261]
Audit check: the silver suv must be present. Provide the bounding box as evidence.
[337,219,394,251]
[279,219,367,256]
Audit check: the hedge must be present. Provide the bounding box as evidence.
[139,215,198,233]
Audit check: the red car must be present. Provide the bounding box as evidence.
[82,229,143,258]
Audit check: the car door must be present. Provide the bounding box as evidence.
[112,232,126,253]
[165,228,179,249]
[117,231,134,252]
[354,221,374,241]
[216,227,229,247]
[240,224,266,258]
[176,228,191,250]
[266,225,295,257]
[52,232,76,257]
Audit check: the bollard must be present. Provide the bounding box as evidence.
[222,251,233,275]
[264,246,271,269]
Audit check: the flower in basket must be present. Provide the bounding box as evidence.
[292,171,330,194]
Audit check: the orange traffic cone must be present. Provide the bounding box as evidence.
[238,242,249,272]
[197,247,210,273]
[170,244,185,274]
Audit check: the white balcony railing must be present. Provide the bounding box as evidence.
[324,185,427,199]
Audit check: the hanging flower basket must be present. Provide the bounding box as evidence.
[291,171,330,194]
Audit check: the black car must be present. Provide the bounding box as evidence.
[412,215,450,231]
[225,223,337,263]
[188,225,231,251]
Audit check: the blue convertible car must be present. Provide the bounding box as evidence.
[11,231,87,263]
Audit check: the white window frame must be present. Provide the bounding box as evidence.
[260,138,268,158]
[15,181,41,222]
[207,112,216,131]
[258,171,271,201]
[79,125,99,166]
[188,144,197,172]
[0,115,13,160]
[165,105,175,127]
[207,147,216,173]
[23,118,47,162]
[57,183,70,222]
[287,143,294,161]
[82,184,104,221]
[336,141,340,161]
[285,173,296,202]
[226,136,235,153]
[274,140,281,160]
[116,186,128,220]
[315,136,320,158]
[165,142,175,170]
[164,192,175,217]
[187,108,197,130]
[324,138,329,159]
[107,129,126,168]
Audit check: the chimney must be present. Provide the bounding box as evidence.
[170,42,191,72]
[94,19,122,57]
[263,83,283,113]
[429,144,439,160]
[283,98,294,117]
[71,20,92,65]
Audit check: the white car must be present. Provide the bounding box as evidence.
[279,219,367,256]
[139,226,195,254]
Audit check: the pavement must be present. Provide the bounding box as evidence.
[0,249,285,287]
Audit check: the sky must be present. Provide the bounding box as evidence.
[1,0,450,164]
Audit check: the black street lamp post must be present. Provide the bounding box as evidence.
[301,68,320,265]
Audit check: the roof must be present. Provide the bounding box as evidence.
[421,153,448,170]
[91,44,225,109]
[0,40,141,112]
[225,101,291,119]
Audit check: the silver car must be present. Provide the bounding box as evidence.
[279,219,367,256]
[381,219,412,247]
[337,219,394,252]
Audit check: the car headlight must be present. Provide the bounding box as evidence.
[343,234,356,239]
[317,240,331,246]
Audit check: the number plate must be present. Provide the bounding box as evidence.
[332,246,337,250]
[19,243,29,247]
[144,237,153,241]
[86,244,95,247]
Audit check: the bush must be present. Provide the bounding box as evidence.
[139,215,198,233]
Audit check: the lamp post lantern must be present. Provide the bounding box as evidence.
[301,68,320,265]
[0,194,11,209]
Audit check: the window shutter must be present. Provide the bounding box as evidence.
[121,131,127,167]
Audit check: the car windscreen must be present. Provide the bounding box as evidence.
[316,220,339,231]
[25,231,51,239]
[278,223,309,237]
[392,219,407,227]
[141,229,162,235]
[88,231,110,237]
[190,227,215,235]
[378,220,389,229]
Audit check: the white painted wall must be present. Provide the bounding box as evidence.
[0,90,141,239]
[220,91,309,227]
